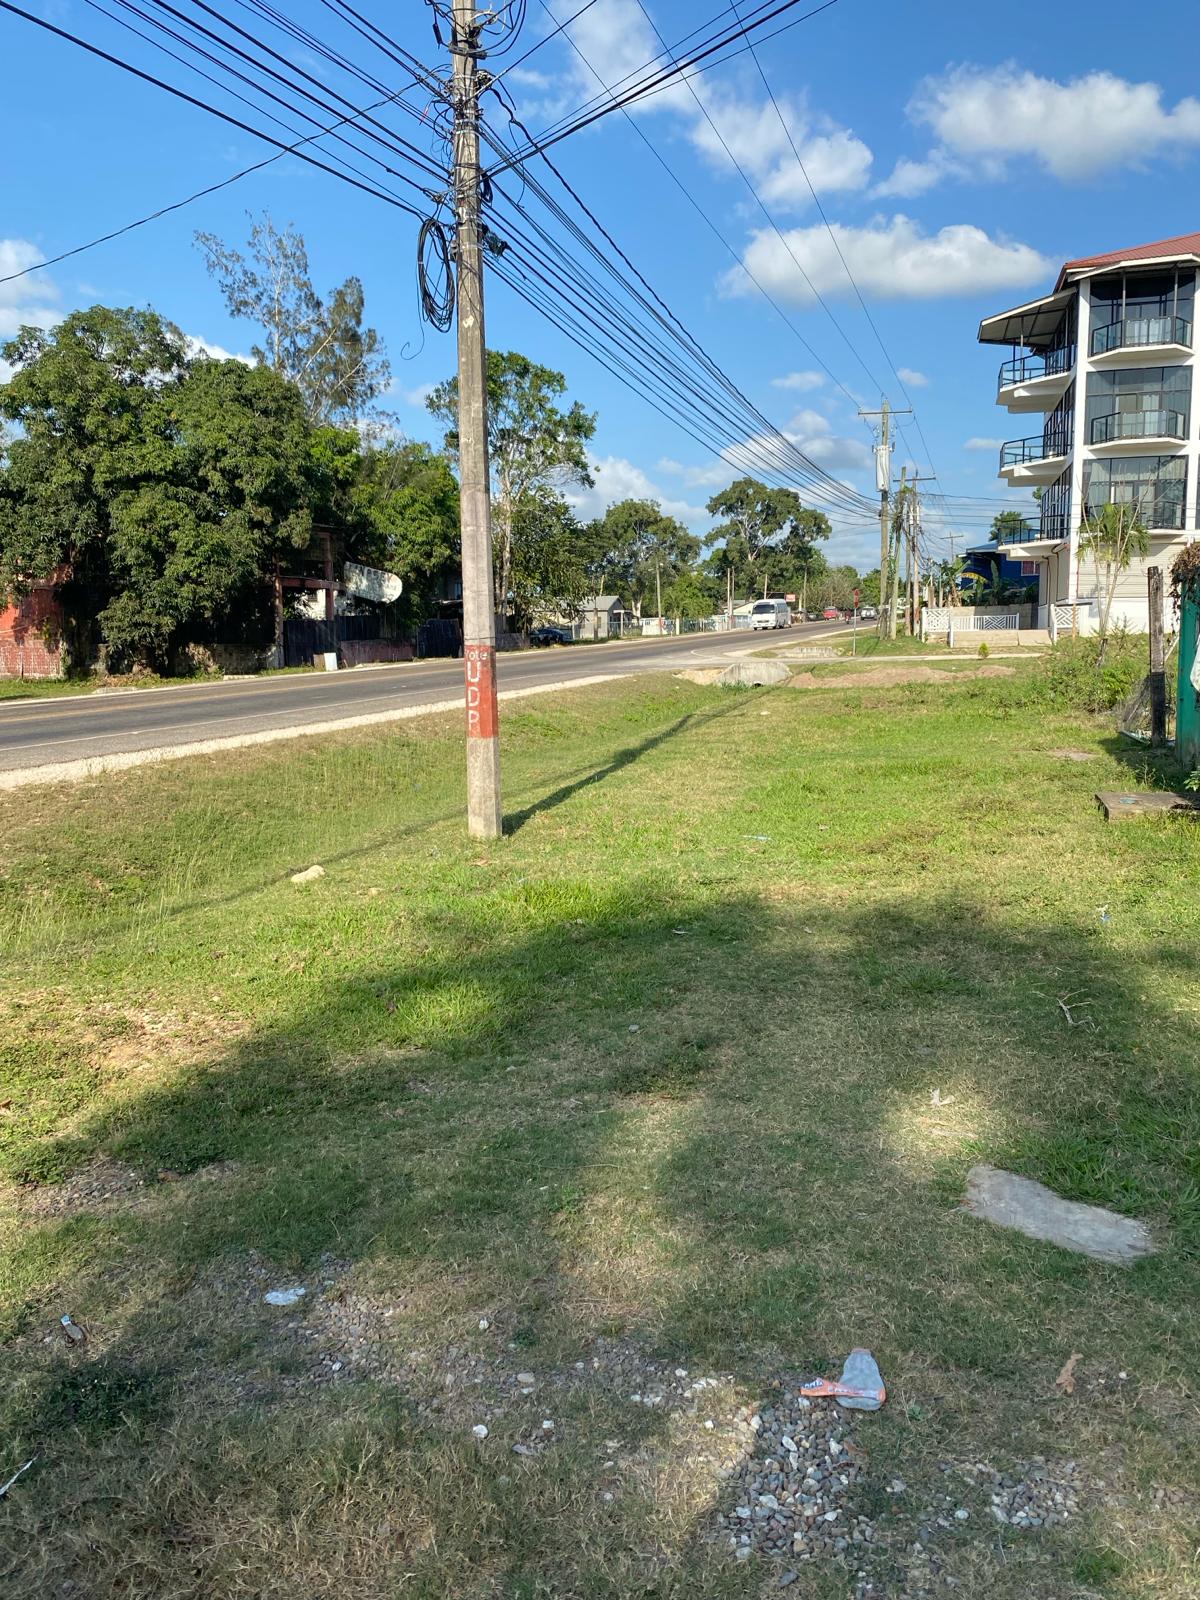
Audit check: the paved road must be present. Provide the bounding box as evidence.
[0,625,836,775]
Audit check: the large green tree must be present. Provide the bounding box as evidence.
[347,441,461,620]
[706,477,828,598]
[0,306,325,670]
[428,351,595,619]
[100,357,319,666]
[195,214,389,424]
[587,497,699,617]
[0,306,186,665]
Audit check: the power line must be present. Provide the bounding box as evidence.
[0,80,425,285]
[490,0,597,82]
[508,5,865,414]
[487,0,842,174]
[0,0,429,217]
[627,0,887,403]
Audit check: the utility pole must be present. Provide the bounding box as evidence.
[887,467,906,639]
[860,399,910,638]
[451,0,502,838]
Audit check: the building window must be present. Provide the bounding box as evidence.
[1083,454,1187,530]
[1041,467,1071,540]
[1085,364,1191,444]
[1089,268,1195,354]
[1045,383,1074,455]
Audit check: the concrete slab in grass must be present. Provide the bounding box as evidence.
[964,1165,1156,1265]
[718,660,790,688]
[1096,790,1198,822]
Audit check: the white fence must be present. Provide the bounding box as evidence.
[921,606,1027,638]
[1048,601,1099,641]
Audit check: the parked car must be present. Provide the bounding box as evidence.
[529,624,571,646]
[821,606,841,621]
[749,598,792,630]
[859,605,878,621]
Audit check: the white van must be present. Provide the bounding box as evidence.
[749,598,792,630]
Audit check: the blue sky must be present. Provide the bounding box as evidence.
[4,0,1200,568]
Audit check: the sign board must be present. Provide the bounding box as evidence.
[343,561,403,604]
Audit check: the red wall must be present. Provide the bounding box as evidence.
[0,588,65,677]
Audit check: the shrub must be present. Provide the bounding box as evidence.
[1015,633,1150,714]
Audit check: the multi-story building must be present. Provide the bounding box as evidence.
[978,231,1200,632]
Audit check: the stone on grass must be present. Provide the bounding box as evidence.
[717,660,790,688]
[964,1165,1156,1264]
[290,864,325,884]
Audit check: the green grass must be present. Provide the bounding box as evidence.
[0,667,1198,1598]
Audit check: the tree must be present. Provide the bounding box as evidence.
[347,441,460,620]
[706,478,828,598]
[935,557,966,605]
[428,351,595,619]
[195,214,389,423]
[0,306,187,666]
[509,489,593,627]
[0,308,325,671]
[989,509,1032,543]
[587,498,699,617]
[661,570,716,620]
[1079,501,1149,637]
[815,564,862,611]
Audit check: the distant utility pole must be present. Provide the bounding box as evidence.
[451,0,502,838]
[905,475,933,637]
[859,399,910,638]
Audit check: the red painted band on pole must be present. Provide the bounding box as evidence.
[463,643,498,739]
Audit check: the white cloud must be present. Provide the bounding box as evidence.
[770,370,825,391]
[543,0,873,211]
[184,333,253,364]
[872,154,951,198]
[963,436,1004,450]
[396,381,436,408]
[0,239,60,341]
[897,366,929,387]
[567,453,709,528]
[722,215,1050,305]
[909,65,1200,181]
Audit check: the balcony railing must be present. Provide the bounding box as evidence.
[1090,315,1192,356]
[1082,497,1186,531]
[1000,433,1070,468]
[1089,408,1188,445]
[1039,511,1070,541]
[998,345,1074,390]
[991,517,1041,543]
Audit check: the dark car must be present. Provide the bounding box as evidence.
[529,625,571,646]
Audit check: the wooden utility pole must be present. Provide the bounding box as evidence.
[1148,565,1167,746]
[887,468,906,639]
[452,0,502,837]
[860,400,910,638]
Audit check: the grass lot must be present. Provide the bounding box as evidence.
[1,667,1198,1598]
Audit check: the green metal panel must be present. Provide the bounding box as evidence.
[1178,590,1200,770]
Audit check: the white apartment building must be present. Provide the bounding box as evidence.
[978,231,1200,632]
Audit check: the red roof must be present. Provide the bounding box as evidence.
[1056,231,1200,289]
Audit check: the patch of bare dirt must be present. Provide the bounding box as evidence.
[1045,747,1097,762]
[6,1157,238,1219]
[788,665,1017,689]
[677,668,720,686]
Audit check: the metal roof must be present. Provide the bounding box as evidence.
[977,289,1074,348]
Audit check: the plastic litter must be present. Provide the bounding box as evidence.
[0,1458,35,1499]
[799,1348,886,1411]
[263,1287,306,1307]
[60,1314,86,1346]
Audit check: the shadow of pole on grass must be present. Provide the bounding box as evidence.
[6,884,1199,1594]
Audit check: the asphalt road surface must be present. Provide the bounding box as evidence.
[0,625,837,777]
